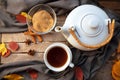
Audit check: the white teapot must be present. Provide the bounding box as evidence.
[55,5,115,51]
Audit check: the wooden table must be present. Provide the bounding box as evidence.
[0,0,120,80]
[0,15,68,63]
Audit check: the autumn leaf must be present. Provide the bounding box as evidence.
[3,49,11,57]
[3,74,24,80]
[75,67,84,80]
[0,43,7,56]
[8,41,19,51]
[28,69,38,80]
[21,12,32,20]
[16,14,26,23]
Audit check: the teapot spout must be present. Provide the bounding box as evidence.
[55,26,62,32]
[55,26,70,39]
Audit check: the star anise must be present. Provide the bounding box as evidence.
[27,49,36,56]
[24,39,32,45]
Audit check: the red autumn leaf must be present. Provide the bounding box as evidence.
[75,67,84,80]
[8,41,19,51]
[28,70,38,79]
[16,14,26,23]
[3,49,11,57]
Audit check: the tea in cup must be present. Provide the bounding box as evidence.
[44,43,74,72]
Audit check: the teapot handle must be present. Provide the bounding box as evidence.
[68,19,115,49]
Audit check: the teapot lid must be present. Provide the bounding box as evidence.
[64,5,110,45]
[81,14,103,36]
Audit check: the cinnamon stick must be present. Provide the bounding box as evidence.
[31,36,36,43]
[37,35,43,42]
[24,31,39,36]
[28,28,36,43]
[24,28,43,43]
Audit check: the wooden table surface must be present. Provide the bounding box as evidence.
[0,15,68,63]
[0,0,120,80]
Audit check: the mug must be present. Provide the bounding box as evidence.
[44,43,74,72]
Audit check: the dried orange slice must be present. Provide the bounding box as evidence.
[112,61,120,80]
[112,61,120,76]
[112,70,120,80]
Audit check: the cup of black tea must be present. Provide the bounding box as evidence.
[44,43,74,72]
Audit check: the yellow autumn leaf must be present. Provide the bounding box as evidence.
[0,43,5,50]
[3,74,24,80]
[1,47,7,56]
[0,43,7,56]
[21,12,32,20]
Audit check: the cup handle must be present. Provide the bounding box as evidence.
[69,63,74,68]
[44,68,50,74]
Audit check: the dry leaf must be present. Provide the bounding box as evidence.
[16,14,26,23]
[3,74,24,80]
[8,41,19,51]
[28,69,38,80]
[3,49,11,57]
[0,43,7,56]
[75,67,83,80]
[21,12,32,19]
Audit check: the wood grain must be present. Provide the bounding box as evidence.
[2,32,66,42]
[1,15,67,63]
[6,42,67,53]
[1,52,44,63]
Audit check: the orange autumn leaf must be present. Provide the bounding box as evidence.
[112,61,120,80]
[3,74,24,80]
[112,70,120,80]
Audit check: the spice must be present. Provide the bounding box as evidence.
[36,35,42,42]
[24,28,43,43]
[27,49,36,56]
[28,28,36,44]
[24,39,32,45]
[32,10,54,32]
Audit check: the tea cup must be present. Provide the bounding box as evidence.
[44,43,74,72]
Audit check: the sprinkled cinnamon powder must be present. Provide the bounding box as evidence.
[32,10,54,32]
